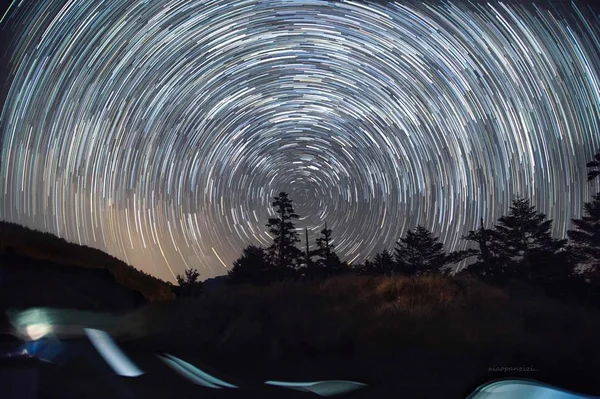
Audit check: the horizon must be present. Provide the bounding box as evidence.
[1,0,600,282]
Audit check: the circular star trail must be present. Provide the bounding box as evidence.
[2,0,600,281]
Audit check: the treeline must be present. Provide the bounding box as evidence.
[227,192,346,284]
[225,151,600,307]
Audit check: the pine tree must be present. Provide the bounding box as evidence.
[568,193,600,269]
[354,259,377,276]
[568,151,600,275]
[394,225,448,276]
[491,197,566,281]
[266,192,302,274]
[461,218,505,283]
[373,250,395,276]
[585,151,600,182]
[228,245,271,285]
[564,150,600,303]
[315,223,333,260]
[314,223,344,276]
[305,227,311,265]
[303,227,316,279]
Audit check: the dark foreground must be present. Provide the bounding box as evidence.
[4,340,599,399]
[3,275,600,398]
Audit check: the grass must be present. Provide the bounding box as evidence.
[126,274,600,368]
[97,274,600,398]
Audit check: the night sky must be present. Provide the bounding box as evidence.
[1,0,599,282]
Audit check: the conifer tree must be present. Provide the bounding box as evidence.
[303,227,317,279]
[354,259,377,276]
[228,245,272,285]
[314,223,344,276]
[461,219,505,282]
[373,249,395,276]
[568,193,600,271]
[266,192,302,273]
[394,225,448,275]
[568,151,600,276]
[585,151,600,182]
[492,197,566,281]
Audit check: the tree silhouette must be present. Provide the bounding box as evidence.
[266,192,302,273]
[568,152,600,277]
[585,150,600,181]
[314,223,345,276]
[461,219,506,283]
[394,226,448,276]
[302,227,317,280]
[441,246,479,275]
[215,149,600,307]
[315,223,333,260]
[568,204,600,304]
[175,268,202,298]
[353,259,377,276]
[557,150,600,304]
[491,197,566,281]
[373,249,395,276]
[228,245,272,285]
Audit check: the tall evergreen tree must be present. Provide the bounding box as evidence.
[568,151,600,276]
[303,227,317,279]
[491,197,566,281]
[305,227,311,265]
[228,245,272,285]
[585,150,600,182]
[315,223,333,260]
[266,192,302,272]
[373,250,395,276]
[561,150,600,304]
[568,192,600,271]
[394,225,448,276]
[354,259,377,276]
[314,223,344,276]
[461,218,505,283]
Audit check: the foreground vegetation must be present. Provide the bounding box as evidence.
[195,150,600,314]
[135,275,600,361]
[113,274,599,397]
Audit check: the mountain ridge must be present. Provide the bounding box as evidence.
[0,221,175,302]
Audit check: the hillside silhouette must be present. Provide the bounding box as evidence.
[0,221,174,312]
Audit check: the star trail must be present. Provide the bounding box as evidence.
[1,0,600,282]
